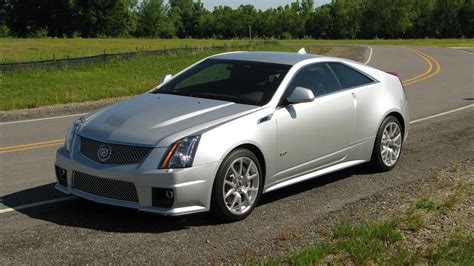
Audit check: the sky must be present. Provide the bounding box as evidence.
[201,0,331,10]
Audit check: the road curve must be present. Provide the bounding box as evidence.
[0,45,473,263]
[368,45,473,119]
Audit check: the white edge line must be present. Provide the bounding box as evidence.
[410,104,473,125]
[449,47,474,55]
[0,113,87,126]
[0,196,75,214]
[364,46,373,65]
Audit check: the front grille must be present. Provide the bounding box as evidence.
[72,171,139,202]
[80,136,153,165]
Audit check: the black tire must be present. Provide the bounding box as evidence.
[211,149,263,222]
[370,116,403,172]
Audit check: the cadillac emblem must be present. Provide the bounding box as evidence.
[97,144,112,162]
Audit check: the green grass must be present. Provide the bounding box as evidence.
[284,38,474,47]
[0,38,253,62]
[401,208,425,231]
[269,220,404,265]
[1,37,471,63]
[0,44,306,111]
[415,198,438,210]
[274,219,473,265]
[427,234,474,265]
[268,183,473,265]
[287,243,334,265]
[415,194,461,215]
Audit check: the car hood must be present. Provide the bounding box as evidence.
[78,93,259,147]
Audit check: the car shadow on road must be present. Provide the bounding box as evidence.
[2,163,376,233]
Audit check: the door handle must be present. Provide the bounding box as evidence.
[352,92,357,108]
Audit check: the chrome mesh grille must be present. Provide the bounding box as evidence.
[80,136,153,165]
[72,171,139,202]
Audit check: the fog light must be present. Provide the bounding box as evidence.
[165,189,174,199]
[152,188,174,208]
[55,165,67,187]
[58,168,66,176]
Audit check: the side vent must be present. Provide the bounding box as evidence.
[258,114,273,124]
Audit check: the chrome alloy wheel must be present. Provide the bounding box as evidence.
[222,157,260,215]
[380,122,402,167]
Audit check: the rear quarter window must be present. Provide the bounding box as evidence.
[328,62,374,89]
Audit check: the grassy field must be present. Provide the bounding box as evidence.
[1,38,472,63]
[0,38,251,63]
[284,38,474,47]
[0,44,310,111]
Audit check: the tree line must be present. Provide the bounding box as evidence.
[1,0,472,39]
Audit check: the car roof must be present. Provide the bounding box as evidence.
[208,51,321,65]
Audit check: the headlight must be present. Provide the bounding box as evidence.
[65,117,86,152]
[160,136,200,169]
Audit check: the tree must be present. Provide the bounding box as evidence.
[407,0,436,38]
[306,4,331,38]
[1,0,472,39]
[169,0,206,38]
[432,0,465,38]
[360,0,415,39]
[136,0,173,37]
[75,0,137,37]
[234,5,257,38]
[458,0,473,37]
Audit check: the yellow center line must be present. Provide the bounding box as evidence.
[402,47,441,86]
[0,139,64,150]
[0,142,64,154]
[405,49,441,86]
[402,48,433,84]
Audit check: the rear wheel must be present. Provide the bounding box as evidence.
[371,116,403,172]
[211,149,263,222]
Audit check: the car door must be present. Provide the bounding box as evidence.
[327,62,378,144]
[273,62,356,180]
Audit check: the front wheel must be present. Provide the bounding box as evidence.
[371,116,403,172]
[211,149,263,222]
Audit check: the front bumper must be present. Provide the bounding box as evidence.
[54,146,219,216]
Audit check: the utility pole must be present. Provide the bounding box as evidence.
[249,25,252,40]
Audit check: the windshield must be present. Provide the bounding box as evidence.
[153,59,291,106]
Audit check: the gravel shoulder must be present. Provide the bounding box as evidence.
[0,107,472,264]
[287,43,369,62]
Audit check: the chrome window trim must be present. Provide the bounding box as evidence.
[327,61,379,89]
[278,61,380,106]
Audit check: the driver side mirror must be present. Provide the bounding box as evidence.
[160,74,173,84]
[286,86,315,104]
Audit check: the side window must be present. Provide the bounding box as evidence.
[328,62,374,89]
[286,63,341,98]
[175,63,231,89]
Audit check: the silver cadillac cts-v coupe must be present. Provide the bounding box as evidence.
[55,51,409,221]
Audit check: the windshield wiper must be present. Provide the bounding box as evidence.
[155,91,195,97]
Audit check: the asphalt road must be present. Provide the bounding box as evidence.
[0,46,473,263]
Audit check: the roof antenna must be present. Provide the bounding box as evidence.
[297,48,306,54]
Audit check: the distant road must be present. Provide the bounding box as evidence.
[368,45,473,119]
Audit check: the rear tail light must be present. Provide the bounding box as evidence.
[387,72,408,100]
[387,71,399,77]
